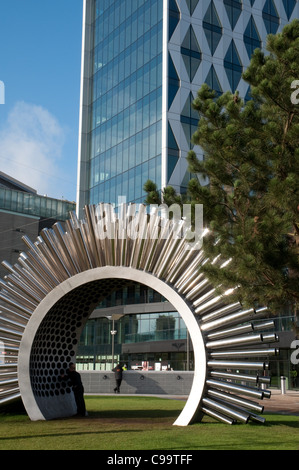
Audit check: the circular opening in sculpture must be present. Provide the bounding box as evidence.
[18,267,206,425]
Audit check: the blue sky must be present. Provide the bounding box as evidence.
[0,0,83,202]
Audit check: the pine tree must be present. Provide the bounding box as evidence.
[145,20,299,310]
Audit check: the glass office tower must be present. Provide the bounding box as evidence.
[77,0,164,217]
[77,0,298,218]
[76,0,299,374]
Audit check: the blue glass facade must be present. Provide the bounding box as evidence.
[77,0,299,378]
[88,0,163,207]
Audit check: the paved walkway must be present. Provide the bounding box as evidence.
[88,390,299,416]
[258,390,299,416]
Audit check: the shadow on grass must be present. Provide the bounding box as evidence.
[0,400,27,417]
[0,428,141,443]
[88,409,179,420]
[261,413,299,428]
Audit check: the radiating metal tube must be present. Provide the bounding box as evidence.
[258,376,271,384]
[0,363,18,369]
[53,222,81,273]
[82,205,102,267]
[210,370,259,384]
[0,344,19,353]
[32,239,67,284]
[207,388,264,413]
[80,223,98,268]
[0,304,30,322]
[20,251,58,289]
[201,406,235,425]
[195,295,231,316]
[215,399,266,424]
[0,316,25,331]
[206,379,264,399]
[0,323,23,337]
[38,229,73,278]
[210,348,279,358]
[0,279,38,310]
[207,360,268,370]
[0,371,18,378]
[206,333,264,350]
[177,271,205,296]
[166,245,201,285]
[0,294,34,316]
[253,320,274,331]
[201,307,255,332]
[187,282,213,302]
[202,397,250,423]
[35,237,70,283]
[174,250,205,290]
[5,274,43,303]
[206,323,254,340]
[0,393,21,405]
[6,274,45,303]
[262,333,279,343]
[16,259,51,295]
[262,389,271,399]
[201,302,242,323]
[53,224,81,272]
[248,413,266,424]
[0,390,20,402]
[0,332,20,342]
[0,378,19,386]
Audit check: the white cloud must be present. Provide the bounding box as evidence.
[0,101,69,197]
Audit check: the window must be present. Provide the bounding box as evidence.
[224,0,242,30]
[205,65,222,96]
[181,25,201,82]
[244,16,261,59]
[203,1,222,55]
[169,0,180,39]
[224,40,243,92]
[262,0,280,34]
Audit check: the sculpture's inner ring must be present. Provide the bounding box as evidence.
[18,267,206,425]
[30,278,131,419]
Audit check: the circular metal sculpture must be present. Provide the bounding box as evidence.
[0,204,279,425]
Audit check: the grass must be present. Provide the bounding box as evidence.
[0,396,298,451]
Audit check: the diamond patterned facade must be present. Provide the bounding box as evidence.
[166,0,299,193]
[77,0,299,217]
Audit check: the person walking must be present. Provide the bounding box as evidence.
[67,362,87,416]
[112,363,123,393]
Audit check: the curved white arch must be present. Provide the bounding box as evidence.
[1,204,278,426]
[18,267,206,425]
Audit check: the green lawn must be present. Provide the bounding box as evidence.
[0,396,298,451]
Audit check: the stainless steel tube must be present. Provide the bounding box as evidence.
[207,388,264,413]
[201,406,235,425]
[208,360,268,370]
[202,397,250,423]
[201,307,255,332]
[206,379,264,399]
[210,348,279,358]
[206,333,264,350]
[210,370,259,384]
[206,323,254,340]
[201,302,242,323]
